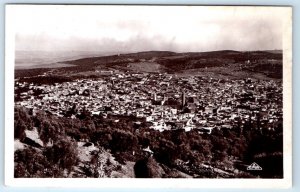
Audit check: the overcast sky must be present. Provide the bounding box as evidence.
[12,5,288,53]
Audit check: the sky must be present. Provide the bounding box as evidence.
[11,5,289,53]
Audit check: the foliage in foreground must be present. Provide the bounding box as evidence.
[14,106,283,178]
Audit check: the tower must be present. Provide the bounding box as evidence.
[182,91,186,108]
[153,93,157,101]
[161,94,166,105]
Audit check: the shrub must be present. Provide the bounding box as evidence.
[134,157,165,178]
[44,137,79,173]
[14,147,64,178]
[14,107,33,140]
[109,129,138,152]
[153,139,178,166]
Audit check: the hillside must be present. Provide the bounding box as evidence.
[14,102,283,178]
[15,50,283,80]
[13,49,284,178]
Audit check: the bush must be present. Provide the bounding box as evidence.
[134,157,165,178]
[153,139,178,166]
[14,107,33,140]
[109,129,138,152]
[44,137,79,173]
[14,147,64,178]
[90,130,112,149]
[14,119,26,141]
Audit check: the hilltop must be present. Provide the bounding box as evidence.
[15,50,282,80]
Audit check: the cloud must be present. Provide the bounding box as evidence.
[13,5,287,53]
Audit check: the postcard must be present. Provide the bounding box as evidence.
[5,4,292,188]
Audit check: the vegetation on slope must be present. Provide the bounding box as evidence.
[14,106,283,178]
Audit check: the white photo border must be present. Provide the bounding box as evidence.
[4,4,293,188]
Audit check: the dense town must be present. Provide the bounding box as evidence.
[15,71,283,134]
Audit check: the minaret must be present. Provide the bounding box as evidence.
[182,91,186,108]
[162,94,166,105]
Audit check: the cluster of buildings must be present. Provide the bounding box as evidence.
[15,71,283,133]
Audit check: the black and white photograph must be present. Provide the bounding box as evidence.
[5,4,292,188]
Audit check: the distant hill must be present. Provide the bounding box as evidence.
[264,50,283,54]
[63,50,281,76]
[15,50,126,69]
[15,50,283,80]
